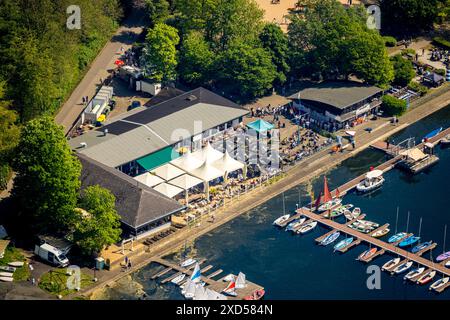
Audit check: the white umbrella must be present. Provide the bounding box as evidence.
[192,142,224,163]
[168,174,204,205]
[153,182,184,198]
[213,150,244,181]
[133,172,164,187]
[189,160,225,201]
[151,163,185,181]
[170,150,203,171]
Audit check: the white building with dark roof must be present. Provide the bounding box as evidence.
[70,87,249,175]
[288,81,384,131]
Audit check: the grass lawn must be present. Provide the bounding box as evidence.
[0,246,30,281]
[39,268,94,297]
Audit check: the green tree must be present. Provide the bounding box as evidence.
[288,0,393,86]
[216,43,277,98]
[380,0,441,34]
[382,95,408,116]
[259,23,290,86]
[178,31,215,86]
[141,23,180,83]
[391,54,416,86]
[145,0,170,26]
[11,116,81,233]
[74,185,122,256]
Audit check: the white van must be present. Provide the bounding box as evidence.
[34,243,70,267]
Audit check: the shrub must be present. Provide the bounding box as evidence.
[408,81,429,96]
[435,69,446,76]
[401,48,416,56]
[381,95,407,116]
[433,37,450,50]
[383,36,397,47]
[0,164,11,191]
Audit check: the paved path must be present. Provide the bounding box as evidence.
[54,4,147,134]
[79,86,450,299]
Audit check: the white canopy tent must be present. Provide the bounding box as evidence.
[151,163,185,181]
[213,150,245,181]
[153,182,184,198]
[170,150,203,172]
[168,174,204,204]
[192,142,224,163]
[189,160,225,200]
[133,172,165,187]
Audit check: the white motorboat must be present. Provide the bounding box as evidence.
[8,261,24,268]
[296,221,318,234]
[356,170,385,193]
[180,258,196,268]
[430,277,450,291]
[0,272,13,278]
[273,214,290,227]
[392,261,413,274]
[171,273,186,285]
[440,134,450,146]
[381,257,400,271]
[0,276,13,282]
[351,207,361,219]
[285,218,306,232]
[404,267,425,281]
[318,198,342,212]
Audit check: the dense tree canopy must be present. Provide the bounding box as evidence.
[382,95,408,116]
[0,0,122,122]
[288,0,393,87]
[74,185,122,256]
[11,117,81,234]
[259,24,290,86]
[391,54,416,87]
[380,0,443,34]
[145,0,171,27]
[142,23,180,83]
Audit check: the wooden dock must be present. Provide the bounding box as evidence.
[298,207,450,283]
[151,257,264,300]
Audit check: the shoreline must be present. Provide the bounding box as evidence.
[80,85,450,300]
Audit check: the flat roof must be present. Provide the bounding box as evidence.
[69,87,249,167]
[288,82,382,110]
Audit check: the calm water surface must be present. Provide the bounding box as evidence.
[105,105,450,300]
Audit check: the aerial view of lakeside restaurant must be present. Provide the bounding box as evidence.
[69,87,263,238]
[289,81,384,132]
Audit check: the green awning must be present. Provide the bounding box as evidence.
[136,147,180,171]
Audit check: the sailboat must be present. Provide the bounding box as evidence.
[235,272,246,289]
[222,278,238,297]
[182,279,196,298]
[193,284,208,300]
[190,263,202,283]
[317,177,342,212]
[273,192,290,226]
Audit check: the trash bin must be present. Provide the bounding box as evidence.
[95,257,105,270]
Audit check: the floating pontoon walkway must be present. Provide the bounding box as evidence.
[150,256,264,300]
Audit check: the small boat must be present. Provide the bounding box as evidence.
[180,258,196,268]
[334,237,354,252]
[171,273,186,285]
[446,260,450,268]
[356,220,380,228]
[381,257,401,271]
[318,198,342,212]
[388,232,408,243]
[417,270,436,285]
[423,127,443,141]
[430,277,450,291]
[357,248,377,261]
[8,261,24,268]
[296,221,317,234]
[243,289,265,300]
[399,236,420,248]
[371,228,390,238]
[222,279,238,297]
[285,218,306,232]
[0,272,13,278]
[344,210,353,220]
[320,232,340,246]
[440,134,450,146]
[273,214,290,227]
[351,207,361,219]
[436,251,450,262]
[0,266,15,273]
[393,261,413,274]
[0,276,13,282]
[235,272,246,289]
[356,170,385,193]
[223,274,235,282]
[404,267,425,281]
[411,241,433,254]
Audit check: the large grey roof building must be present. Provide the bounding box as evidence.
[78,153,183,236]
[70,87,249,172]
